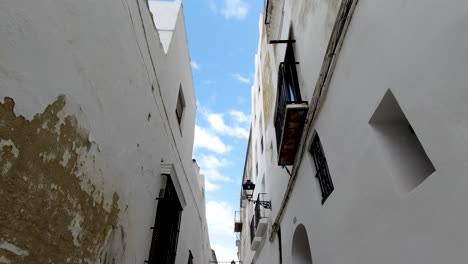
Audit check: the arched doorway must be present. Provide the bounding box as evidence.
[291,224,313,264]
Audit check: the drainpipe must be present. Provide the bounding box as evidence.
[269,0,359,241]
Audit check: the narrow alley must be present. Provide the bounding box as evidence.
[1,0,468,264]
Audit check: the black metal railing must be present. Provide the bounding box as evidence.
[250,215,255,243]
[249,193,269,243]
[254,194,265,229]
[275,61,302,150]
[310,134,334,204]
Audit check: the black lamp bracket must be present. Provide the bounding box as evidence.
[250,199,272,210]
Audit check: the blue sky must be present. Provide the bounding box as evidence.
[182,0,263,261]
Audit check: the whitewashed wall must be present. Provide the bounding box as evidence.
[242,0,468,264]
[0,0,210,263]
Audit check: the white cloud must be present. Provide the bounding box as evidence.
[198,154,233,181]
[194,125,231,154]
[191,60,200,70]
[198,155,232,183]
[221,0,249,19]
[197,154,233,193]
[229,110,251,124]
[206,201,239,261]
[206,201,235,238]
[205,180,221,192]
[207,113,249,139]
[232,73,250,84]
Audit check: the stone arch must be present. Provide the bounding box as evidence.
[291,224,313,264]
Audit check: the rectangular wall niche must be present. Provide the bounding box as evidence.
[369,89,435,192]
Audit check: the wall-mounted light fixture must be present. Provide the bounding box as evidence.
[242,180,272,210]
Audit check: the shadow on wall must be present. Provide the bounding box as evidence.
[291,224,313,264]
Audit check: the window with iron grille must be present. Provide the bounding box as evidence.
[256,162,258,178]
[146,176,182,264]
[260,116,264,153]
[260,136,264,153]
[187,250,193,264]
[309,134,334,204]
[176,85,185,125]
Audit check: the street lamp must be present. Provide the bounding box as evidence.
[242,179,255,200]
[242,180,272,210]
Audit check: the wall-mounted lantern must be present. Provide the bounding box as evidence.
[242,180,255,200]
[242,180,272,210]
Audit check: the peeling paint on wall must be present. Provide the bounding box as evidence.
[0,96,121,263]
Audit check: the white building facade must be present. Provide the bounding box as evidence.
[0,0,212,263]
[238,0,468,263]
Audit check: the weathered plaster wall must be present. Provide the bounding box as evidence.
[0,0,210,263]
[0,96,120,264]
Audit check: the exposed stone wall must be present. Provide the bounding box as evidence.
[0,96,121,264]
[262,53,274,128]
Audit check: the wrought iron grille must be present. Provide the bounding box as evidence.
[249,193,270,243]
[310,134,334,204]
[146,176,183,264]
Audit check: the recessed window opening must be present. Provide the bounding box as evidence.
[369,89,436,192]
[256,162,259,178]
[187,250,193,264]
[261,174,265,192]
[147,175,182,264]
[176,85,186,125]
[261,136,264,153]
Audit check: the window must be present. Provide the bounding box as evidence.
[369,89,435,192]
[310,134,334,204]
[187,251,193,264]
[260,116,264,153]
[261,174,265,192]
[256,162,258,178]
[274,40,302,150]
[260,136,264,153]
[176,86,185,125]
[146,175,182,264]
[282,41,301,101]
